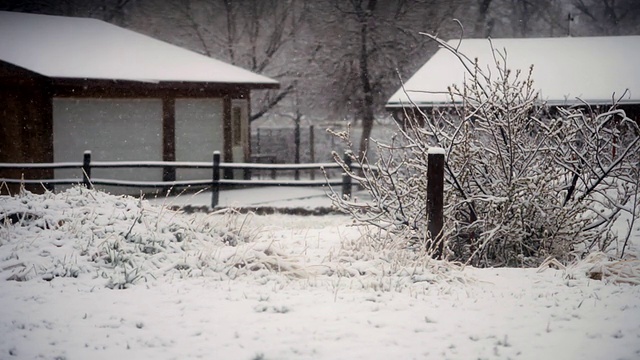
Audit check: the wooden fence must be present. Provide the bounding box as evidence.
[0,150,356,208]
[1,149,446,256]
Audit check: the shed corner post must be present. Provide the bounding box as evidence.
[162,97,176,194]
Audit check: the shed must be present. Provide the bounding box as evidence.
[0,11,278,194]
[386,36,640,122]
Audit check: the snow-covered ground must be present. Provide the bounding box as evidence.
[1,187,639,360]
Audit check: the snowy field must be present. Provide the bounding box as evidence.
[1,187,640,360]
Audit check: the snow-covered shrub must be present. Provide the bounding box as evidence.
[329,36,640,267]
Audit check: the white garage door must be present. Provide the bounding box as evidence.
[175,98,223,182]
[53,98,163,194]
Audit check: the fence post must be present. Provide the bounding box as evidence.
[270,157,276,180]
[427,148,445,259]
[82,150,92,189]
[309,125,315,180]
[212,151,220,208]
[341,152,352,199]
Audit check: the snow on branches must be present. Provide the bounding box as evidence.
[329,35,640,267]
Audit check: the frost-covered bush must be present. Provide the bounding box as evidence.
[329,36,640,267]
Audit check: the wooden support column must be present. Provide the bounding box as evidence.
[244,91,251,180]
[162,97,176,186]
[222,95,233,180]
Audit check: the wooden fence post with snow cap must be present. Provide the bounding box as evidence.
[427,147,445,259]
[211,151,221,208]
[82,150,92,189]
[341,152,352,199]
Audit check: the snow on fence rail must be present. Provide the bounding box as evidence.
[0,151,365,208]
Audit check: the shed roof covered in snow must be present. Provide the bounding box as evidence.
[386,36,640,109]
[0,11,278,87]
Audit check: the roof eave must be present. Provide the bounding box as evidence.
[386,98,640,110]
[54,76,277,88]
[234,82,280,90]
[385,101,456,110]
[48,77,279,98]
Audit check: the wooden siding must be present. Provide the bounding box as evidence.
[0,64,53,194]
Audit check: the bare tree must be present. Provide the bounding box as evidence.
[90,0,133,24]
[474,0,495,37]
[310,0,461,158]
[465,0,570,38]
[345,0,377,157]
[138,0,311,123]
[0,0,134,21]
[571,0,640,35]
[214,0,310,122]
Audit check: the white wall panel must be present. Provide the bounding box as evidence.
[175,98,223,181]
[53,98,163,194]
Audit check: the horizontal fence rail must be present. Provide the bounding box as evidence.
[0,161,344,170]
[0,150,369,208]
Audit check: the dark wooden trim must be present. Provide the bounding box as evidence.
[162,97,176,184]
[51,78,277,99]
[222,95,233,180]
[52,78,279,90]
[53,83,244,98]
[0,61,50,83]
[42,85,54,191]
[0,61,280,93]
[245,94,252,180]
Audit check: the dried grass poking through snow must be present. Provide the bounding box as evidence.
[539,252,640,285]
[320,227,471,292]
[0,187,305,288]
[1,187,472,293]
